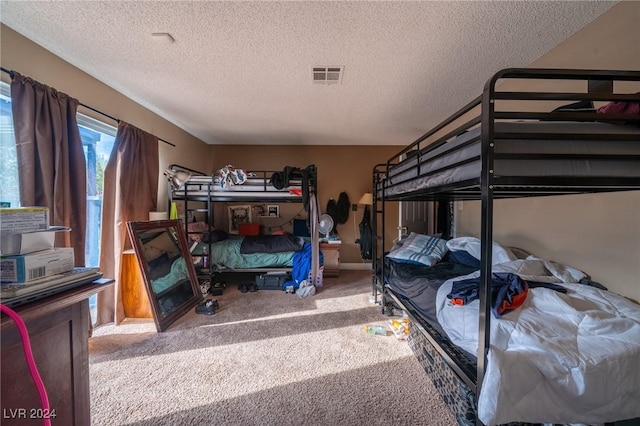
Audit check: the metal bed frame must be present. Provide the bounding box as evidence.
[371,68,640,425]
[166,163,320,279]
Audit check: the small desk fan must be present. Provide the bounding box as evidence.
[318,214,334,239]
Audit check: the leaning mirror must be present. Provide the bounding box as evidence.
[127,220,203,332]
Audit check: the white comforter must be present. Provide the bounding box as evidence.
[436,257,640,425]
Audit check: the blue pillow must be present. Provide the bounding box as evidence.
[386,233,448,267]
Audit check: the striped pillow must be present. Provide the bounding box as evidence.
[387,232,448,267]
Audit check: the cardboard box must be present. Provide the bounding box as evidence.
[1,247,74,283]
[0,207,50,234]
[0,226,70,256]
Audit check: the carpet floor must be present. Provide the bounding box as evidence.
[89,270,455,425]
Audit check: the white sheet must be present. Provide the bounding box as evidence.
[436,258,640,425]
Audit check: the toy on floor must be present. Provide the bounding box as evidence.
[388,318,410,340]
[195,298,219,315]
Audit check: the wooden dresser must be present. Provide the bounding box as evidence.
[1,279,113,425]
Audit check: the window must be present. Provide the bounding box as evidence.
[77,114,116,268]
[0,82,19,208]
[78,114,116,324]
[0,81,116,323]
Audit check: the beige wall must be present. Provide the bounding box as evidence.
[0,24,211,210]
[210,145,399,264]
[456,1,640,301]
[0,24,399,265]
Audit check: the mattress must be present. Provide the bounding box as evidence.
[173,176,305,199]
[381,121,640,197]
[384,257,477,339]
[193,237,296,270]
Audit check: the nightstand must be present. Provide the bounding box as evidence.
[320,242,341,277]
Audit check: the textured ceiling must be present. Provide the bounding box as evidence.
[0,1,616,145]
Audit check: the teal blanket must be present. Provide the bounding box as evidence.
[196,237,295,269]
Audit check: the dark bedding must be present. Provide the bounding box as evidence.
[240,234,304,254]
[384,257,477,335]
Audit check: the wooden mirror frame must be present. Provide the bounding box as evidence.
[126,219,203,332]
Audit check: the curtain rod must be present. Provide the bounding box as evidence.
[1,66,176,147]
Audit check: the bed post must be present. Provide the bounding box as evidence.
[475,70,502,425]
[378,164,388,313]
[371,165,380,303]
[308,167,321,286]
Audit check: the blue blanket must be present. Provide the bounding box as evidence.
[283,243,322,289]
[447,273,566,318]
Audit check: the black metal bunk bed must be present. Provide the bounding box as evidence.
[166,164,320,285]
[371,68,640,426]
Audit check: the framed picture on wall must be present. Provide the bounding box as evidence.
[228,205,252,234]
[267,205,279,217]
[254,204,266,217]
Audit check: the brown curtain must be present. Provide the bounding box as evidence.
[11,72,87,266]
[96,121,159,325]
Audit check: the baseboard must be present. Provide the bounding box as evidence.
[340,262,372,271]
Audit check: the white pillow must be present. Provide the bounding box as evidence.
[446,236,517,265]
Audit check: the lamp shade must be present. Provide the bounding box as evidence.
[163,169,192,190]
[358,192,373,205]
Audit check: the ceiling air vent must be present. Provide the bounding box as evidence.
[312,66,343,85]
